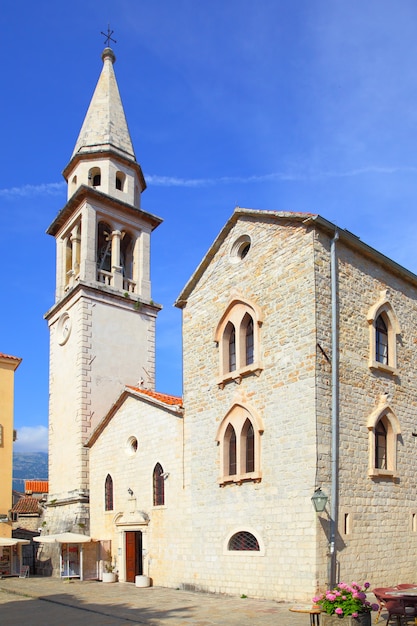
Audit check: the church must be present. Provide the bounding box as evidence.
[39,44,417,601]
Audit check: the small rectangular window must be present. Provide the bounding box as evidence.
[344,513,351,535]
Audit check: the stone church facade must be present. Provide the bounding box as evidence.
[42,46,417,601]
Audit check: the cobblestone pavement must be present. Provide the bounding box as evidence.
[0,577,387,626]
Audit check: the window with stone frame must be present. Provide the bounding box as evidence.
[215,299,263,386]
[228,531,259,551]
[216,404,263,486]
[375,314,389,365]
[153,463,165,506]
[367,401,400,478]
[375,419,387,469]
[104,474,113,511]
[367,293,400,375]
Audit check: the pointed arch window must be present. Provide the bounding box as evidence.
[105,474,113,511]
[228,324,236,372]
[216,405,263,485]
[375,420,387,469]
[367,402,400,478]
[367,293,400,374]
[226,425,237,475]
[243,315,254,366]
[244,420,255,473]
[215,300,263,385]
[153,463,165,506]
[375,315,388,365]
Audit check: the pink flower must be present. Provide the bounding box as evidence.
[335,607,344,615]
[352,612,358,618]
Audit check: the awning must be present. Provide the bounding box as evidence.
[0,538,30,546]
[33,532,95,544]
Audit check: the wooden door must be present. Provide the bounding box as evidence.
[125,531,143,582]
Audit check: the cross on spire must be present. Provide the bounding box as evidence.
[101,24,117,47]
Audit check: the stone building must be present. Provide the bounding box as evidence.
[43,45,162,542]
[43,45,417,600]
[0,352,21,538]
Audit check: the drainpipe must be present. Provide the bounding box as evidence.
[329,230,339,588]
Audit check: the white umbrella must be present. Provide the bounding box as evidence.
[0,538,30,577]
[33,532,94,544]
[34,533,96,580]
[0,538,30,546]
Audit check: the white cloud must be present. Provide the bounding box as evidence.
[0,182,65,198]
[14,426,48,453]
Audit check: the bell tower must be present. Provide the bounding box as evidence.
[44,46,162,532]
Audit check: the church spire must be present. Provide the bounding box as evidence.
[71,47,136,162]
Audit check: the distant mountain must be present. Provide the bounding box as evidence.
[13,452,48,493]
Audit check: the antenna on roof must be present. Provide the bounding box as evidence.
[101,24,117,47]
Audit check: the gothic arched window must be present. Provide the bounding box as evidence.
[375,314,388,365]
[216,405,263,485]
[153,463,165,506]
[105,474,113,511]
[367,294,400,374]
[215,300,263,385]
[375,419,387,470]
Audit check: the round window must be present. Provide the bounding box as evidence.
[230,235,251,263]
[125,436,138,457]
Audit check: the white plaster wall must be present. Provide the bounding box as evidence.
[89,394,184,584]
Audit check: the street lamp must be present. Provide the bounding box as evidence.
[311,488,328,513]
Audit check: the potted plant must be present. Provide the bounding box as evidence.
[313,582,379,626]
[102,562,117,583]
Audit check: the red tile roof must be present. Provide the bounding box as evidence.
[25,480,49,494]
[0,352,22,364]
[126,386,183,406]
[12,496,41,514]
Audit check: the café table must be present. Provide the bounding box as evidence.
[289,604,321,626]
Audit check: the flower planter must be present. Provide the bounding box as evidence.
[135,575,151,587]
[102,572,117,583]
[322,613,371,626]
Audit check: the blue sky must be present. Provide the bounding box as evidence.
[3,1,417,453]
